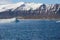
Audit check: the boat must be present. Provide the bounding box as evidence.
[15,18,19,23]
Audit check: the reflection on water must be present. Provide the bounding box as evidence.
[0,20,60,40]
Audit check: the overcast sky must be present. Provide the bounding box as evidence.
[0,0,60,5]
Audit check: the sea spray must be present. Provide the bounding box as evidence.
[0,18,17,23]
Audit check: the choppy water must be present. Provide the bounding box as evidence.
[0,19,60,40]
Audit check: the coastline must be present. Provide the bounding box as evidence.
[0,18,60,21]
[18,19,60,21]
[0,18,60,20]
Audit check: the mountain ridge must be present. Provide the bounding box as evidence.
[0,2,60,19]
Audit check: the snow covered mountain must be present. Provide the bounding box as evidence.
[0,2,60,19]
[0,2,42,12]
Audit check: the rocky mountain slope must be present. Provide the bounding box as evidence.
[0,2,60,19]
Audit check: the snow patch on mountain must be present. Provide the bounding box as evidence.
[0,2,43,12]
[0,2,24,12]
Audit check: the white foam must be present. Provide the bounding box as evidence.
[56,21,60,23]
[0,18,16,23]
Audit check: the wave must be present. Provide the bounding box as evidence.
[0,18,19,23]
[56,21,60,23]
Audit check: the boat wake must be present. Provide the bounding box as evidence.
[0,18,19,23]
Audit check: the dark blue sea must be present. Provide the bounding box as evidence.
[0,19,60,40]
